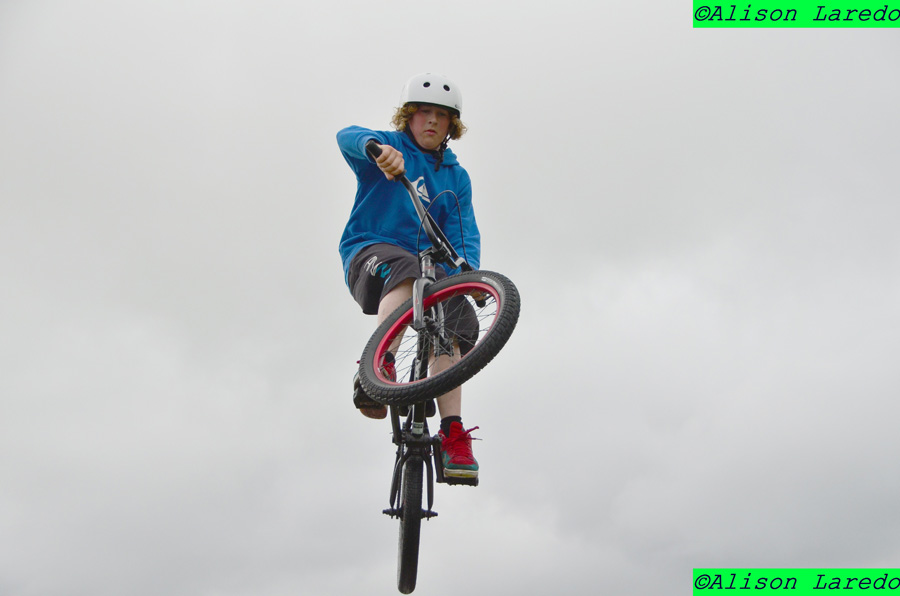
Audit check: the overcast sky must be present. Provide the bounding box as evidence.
[2,1,899,595]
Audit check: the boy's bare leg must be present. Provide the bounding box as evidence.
[377,279,413,357]
[376,279,414,325]
[431,353,461,418]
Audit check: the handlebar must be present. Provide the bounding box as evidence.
[365,140,471,272]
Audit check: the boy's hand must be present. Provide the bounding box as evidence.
[374,144,405,181]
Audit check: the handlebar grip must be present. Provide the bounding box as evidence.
[365,139,382,160]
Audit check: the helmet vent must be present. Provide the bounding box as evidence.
[443,85,450,91]
[423,82,431,88]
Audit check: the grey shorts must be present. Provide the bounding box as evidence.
[347,243,478,355]
[347,243,444,315]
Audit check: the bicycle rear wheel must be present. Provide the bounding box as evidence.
[397,455,423,594]
[359,270,520,406]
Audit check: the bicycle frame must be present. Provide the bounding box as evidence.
[364,140,481,467]
[384,222,478,505]
[365,139,484,593]
[366,145,469,378]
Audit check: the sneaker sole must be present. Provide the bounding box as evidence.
[443,467,478,479]
[358,406,387,420]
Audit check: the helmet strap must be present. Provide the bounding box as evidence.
[433,138,449,172]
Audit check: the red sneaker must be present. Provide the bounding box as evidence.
[438,422,479,478]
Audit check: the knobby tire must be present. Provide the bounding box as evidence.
[359,270,520,406]
[397,455,423,594]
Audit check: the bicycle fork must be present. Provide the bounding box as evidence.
[384,408,438,520]
[412,255,455,362]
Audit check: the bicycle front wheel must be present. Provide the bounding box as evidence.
[359,270,520,406]
[397,455,423,594]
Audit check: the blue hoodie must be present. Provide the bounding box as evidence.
[337,126,481,286]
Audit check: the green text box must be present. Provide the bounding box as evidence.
[694,569,900,594]
[693,1,900,27]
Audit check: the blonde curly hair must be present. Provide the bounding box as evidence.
[391,103,467,141]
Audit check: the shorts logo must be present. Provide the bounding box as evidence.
[364,255,391,279]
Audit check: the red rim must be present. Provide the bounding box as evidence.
[371,281,500,385]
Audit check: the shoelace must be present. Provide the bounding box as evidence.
[444,426,480,458]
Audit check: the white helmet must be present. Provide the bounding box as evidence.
[399,73,462,115]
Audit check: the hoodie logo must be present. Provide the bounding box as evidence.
[412,176,430,204]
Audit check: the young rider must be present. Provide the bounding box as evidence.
[337,73,480,480]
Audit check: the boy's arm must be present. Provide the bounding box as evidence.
[336,125,380,160]
[336,126,405,180]
[459,177,481,270]
[446,171,481,272]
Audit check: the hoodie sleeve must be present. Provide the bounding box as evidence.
[336,126,394,175]
[444,169,481,272]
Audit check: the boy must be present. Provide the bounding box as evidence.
[337,73,480,479]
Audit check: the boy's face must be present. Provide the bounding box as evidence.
[408,104,452,151]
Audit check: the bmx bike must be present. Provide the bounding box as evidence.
[356,140,520,593]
